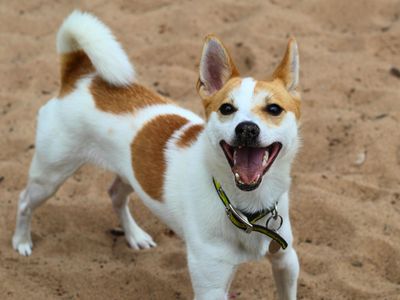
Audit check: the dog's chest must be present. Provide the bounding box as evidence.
[229,230,270,260]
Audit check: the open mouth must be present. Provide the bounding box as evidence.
[220,141,282,191]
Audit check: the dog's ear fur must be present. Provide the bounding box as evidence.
[197,35,239,99]
[271,38,299,93]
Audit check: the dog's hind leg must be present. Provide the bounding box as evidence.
[108,176,156,250]
[12,153,82,256]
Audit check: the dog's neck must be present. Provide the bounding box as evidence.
[198,132,293,214]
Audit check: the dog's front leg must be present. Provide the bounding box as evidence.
[267,192,299,299]
[269,245,299,300]
[188,250,236,300]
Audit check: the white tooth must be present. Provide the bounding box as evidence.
[262,151,269,167]
[233,150,237,164]
[251,174,260,184]
[235,172,244,184]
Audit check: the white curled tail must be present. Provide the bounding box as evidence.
[56,10,135,86]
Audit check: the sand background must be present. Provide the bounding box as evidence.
[1,0,400,299]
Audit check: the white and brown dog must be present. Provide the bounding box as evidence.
[13,11,301,300]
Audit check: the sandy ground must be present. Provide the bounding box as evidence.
[1,0,400,299]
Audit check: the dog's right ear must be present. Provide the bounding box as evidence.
[197,35,239,99]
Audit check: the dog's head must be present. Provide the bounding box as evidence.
[197,35,301,191]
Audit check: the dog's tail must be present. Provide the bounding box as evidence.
[56,11,135,86]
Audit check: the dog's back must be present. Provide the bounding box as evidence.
[38,11,203,182]
[13,11,203,256]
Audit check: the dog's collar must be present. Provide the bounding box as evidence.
[212,177,288,250]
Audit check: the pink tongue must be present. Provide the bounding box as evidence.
[233,147,265,184]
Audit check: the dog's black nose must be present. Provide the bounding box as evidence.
[235,121,260,143]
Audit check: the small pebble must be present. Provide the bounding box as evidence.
[354,151,366,166]
[351,260,363,268]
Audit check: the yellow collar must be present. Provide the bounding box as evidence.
[212,177,288,250]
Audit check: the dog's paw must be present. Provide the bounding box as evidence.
[126,228,157,250]
[12,235,33,256]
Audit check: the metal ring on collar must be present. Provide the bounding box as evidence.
[266,215,283,232]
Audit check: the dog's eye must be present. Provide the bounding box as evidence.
[265,104,283,116]
[219,103,237,115]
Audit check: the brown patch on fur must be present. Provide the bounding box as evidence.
[59,50,95,97]
[253,80,301,126]
[201,77,242,119]
[91,77,171,114]
[177,124,204,148]
[131,115,189,200]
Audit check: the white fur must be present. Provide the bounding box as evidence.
[13,12,300,300]
[57,11,135,86]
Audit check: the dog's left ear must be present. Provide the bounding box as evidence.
[271,38,299,94]
[197,35,239,99]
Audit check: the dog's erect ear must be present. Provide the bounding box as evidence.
[197,35,239,98]
[271,38,299,93]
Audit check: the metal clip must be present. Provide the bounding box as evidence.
[225,207,231,217]
[271,202,278,219]
[227,203,253,233]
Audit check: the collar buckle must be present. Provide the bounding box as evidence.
[227,203,254,233]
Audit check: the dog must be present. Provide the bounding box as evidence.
[13,11,301,300]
